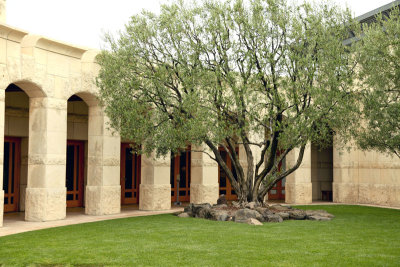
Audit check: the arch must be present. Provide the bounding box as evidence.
[68,91,99,107]
[8,80,46,98]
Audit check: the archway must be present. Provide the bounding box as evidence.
[311,142,333,202]
[66,94,88,208]
[3,83,29,213]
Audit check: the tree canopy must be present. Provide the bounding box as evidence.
[354,7,400,158]
[96,0,358,203]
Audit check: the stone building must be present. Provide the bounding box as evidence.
[1,0,400,228]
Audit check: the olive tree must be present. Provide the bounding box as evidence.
[355,7,400,158]
[96,0,358,203]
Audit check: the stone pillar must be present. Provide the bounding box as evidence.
[332,142,360,204]
[0,88,5,227]
[139,153,171,210]
[85,106,121,215]
[0,0,6,24]
[25,97,67,222]
[285,144,312,204]
[19,137,28,211]
[190,145,219,204]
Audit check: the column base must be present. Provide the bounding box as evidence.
[285,183,312,204]
[190,184,218,205]
[25,187,66,222]
[139,184,171,211]
[0,190,3,227]
[85,185,121,215]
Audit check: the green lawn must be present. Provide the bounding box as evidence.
[0,205,399,266]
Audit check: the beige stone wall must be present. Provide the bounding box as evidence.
[333,146,400,207]
[311,144,333,201]
[285,145,312,204]
[0,23,123,224]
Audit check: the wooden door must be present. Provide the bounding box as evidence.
[171,147,191,202]
[3,137,21,212]
[66,140,85,207]
[268,178,286,200]
[268,151,285,200]
[218,147,238,201]
[121,143,141,205]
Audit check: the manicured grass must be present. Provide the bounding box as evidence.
[0,205,399,266]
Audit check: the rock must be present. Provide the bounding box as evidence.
[189,203,212,217]
[232,201,241,208]
[306,210,335,219]
[197,207,213,219]
[209,210,229,221]
[288,209,306,220]
[265,214,283,223]
[270,204,291,212]
[217,194,228,205]
[213,204,228,209]
[234,208,263,223]
[178,212,191,218]
[245,218,263,225]
[245,201,257,209]
[217,213,229,221]
[255,207,273,221]
[276,212,290,220]
[183,204,193,213]
[308,215,332,221]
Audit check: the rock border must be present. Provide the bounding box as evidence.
[178,200,334,225]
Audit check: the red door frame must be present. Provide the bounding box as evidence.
[3,137,21,213]
[66,140,85,208]
[268,150,285,200]
[218,146,238,201]
[171,146,191,202]
[120,143,141,205]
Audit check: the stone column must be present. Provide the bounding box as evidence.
[139,153,171,210]
[332,142,360,204]
[25,97,67,222]
[0,88,5,227]
[190,145,219,204]
[85,106,121,215]
[285,144,312,204]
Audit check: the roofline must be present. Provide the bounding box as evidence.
[356,0,400,23]
[343,0,400,46]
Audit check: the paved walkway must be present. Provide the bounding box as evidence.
[1,202,399,237]
[0,205,184,237]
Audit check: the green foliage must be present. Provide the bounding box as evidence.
[96,0,358,201]
[1,206,400,266]
[355,7,400,158]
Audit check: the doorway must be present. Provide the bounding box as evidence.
[66,140,85,207]
[3,137,21,212]
[120,143,141,205]
[218,147,238,201]
[171,147,191,202]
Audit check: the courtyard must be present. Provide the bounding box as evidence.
[0,205,399,266]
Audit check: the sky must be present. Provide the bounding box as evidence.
[5,0,395,49]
